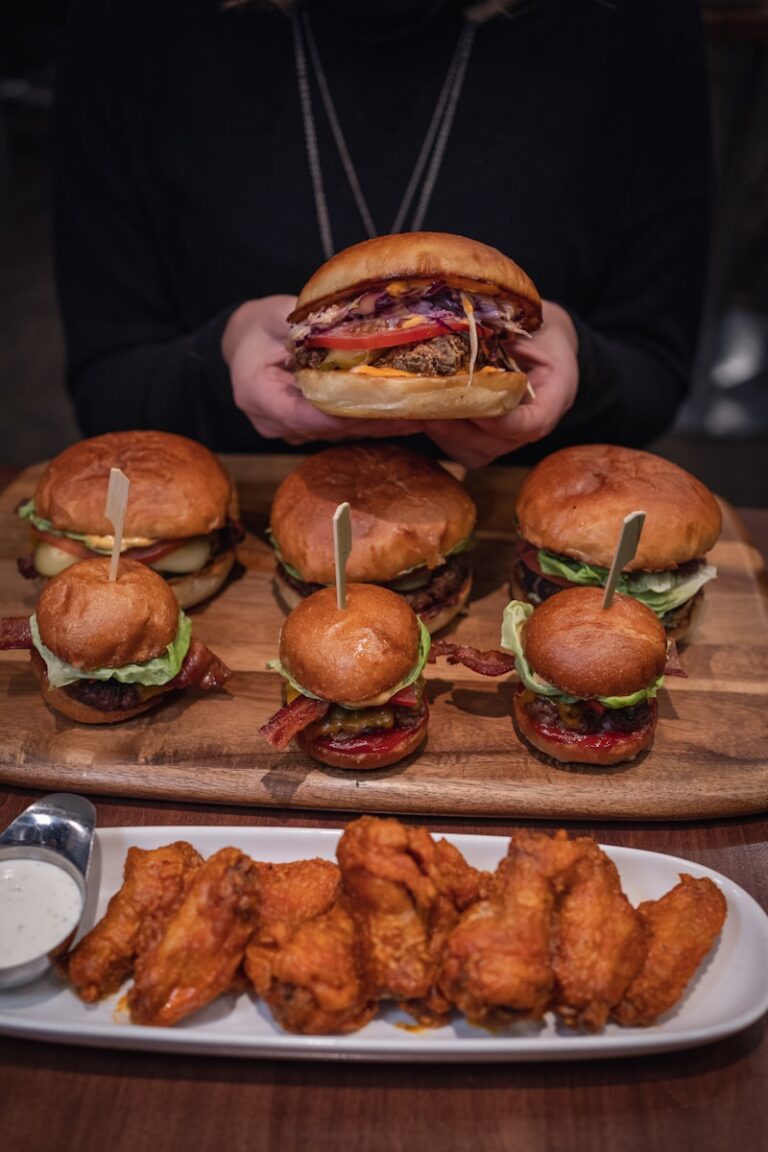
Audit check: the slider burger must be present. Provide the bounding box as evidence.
[16,431,243,609]
[259,583,431,770]
[269,444,476,633]
[0,557,230,724]
[502,588,669,766]
[287,231,542,419]
[513,445,722,639]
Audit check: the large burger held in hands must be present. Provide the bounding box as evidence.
[269,444,476,633]
[512,445,722,640]
[502,587,670,766]
[259,583,431,770]
[16,431,243,609]
[0,557,230,723]
[287,231,542,419]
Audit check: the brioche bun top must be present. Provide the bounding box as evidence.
[516,444,722,570]
[280,583,421,706]
[522,587,667,699]
[289,231,542,327]
[34,431,232,539]
[36,557,180,669]
[270,444,476,584]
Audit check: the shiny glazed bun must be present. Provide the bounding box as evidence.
[36,557,179,669]
[270,444,476,585]
[522,587,667,700]
[289,231,542,323]
[34,430,232,540]
[280,583,421,707]
[516,444,722,570]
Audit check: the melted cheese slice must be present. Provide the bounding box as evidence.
[350,364,418,378]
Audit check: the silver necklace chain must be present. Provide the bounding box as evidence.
[293,12,476,261]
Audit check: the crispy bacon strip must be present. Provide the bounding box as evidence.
[663,640,687,678]
[169,637,231,691]
[16,554,38,580]
[259,696,330,750]
[429,638,517,677]
[0,616,33,650]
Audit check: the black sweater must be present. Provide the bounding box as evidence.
[53,0,713,463]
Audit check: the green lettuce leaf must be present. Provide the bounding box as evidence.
[17,501,107,549]
[30,612,192,689]
[500,600,663,709]
[537,550,716,617]
[266,616,432,708]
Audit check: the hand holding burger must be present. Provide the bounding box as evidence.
[0,558,230,723]
[259,583,431,770]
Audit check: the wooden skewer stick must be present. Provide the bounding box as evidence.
[104,468,131,583]
[602,510,646,610]
[333,502,352,611]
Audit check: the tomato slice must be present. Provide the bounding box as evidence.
[306,319,465,351]
[123,539,187,563]
[32,529,94,560]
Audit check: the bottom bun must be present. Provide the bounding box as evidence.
[296,367,529,419]
[167,548,237,610]
[31,649,162,725]
[512,689,657,766]
[297,705,429,770]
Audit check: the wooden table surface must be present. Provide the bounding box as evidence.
[2,465,767,1152]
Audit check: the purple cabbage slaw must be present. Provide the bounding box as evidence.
[289,281,531,348]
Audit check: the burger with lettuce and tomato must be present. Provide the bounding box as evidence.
[0,557,230,723]
[259,583,431,770]
[268,444,476,634]
[16,431,243,609]
[287,231,542,419]
[502,587,669,766]
[512,444,722,640]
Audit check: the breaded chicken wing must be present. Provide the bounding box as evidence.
[128,847,260,1026]
[244,857,341,996]
[613,873,727,1026]
[337,815,485,1024]
[257,897,377,1035]
[65,841,203,1003]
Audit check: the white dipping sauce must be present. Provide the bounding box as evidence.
[0,858,83,967]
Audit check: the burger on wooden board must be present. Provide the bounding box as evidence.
[268,444,476,634]
[287,231,542,419]
[512,444,722,640]
[502,588,670,766]
[0,557,230,723]
[259,583,431,770]
[16,431,243,609]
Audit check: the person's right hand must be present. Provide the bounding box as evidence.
[222,296,420,444]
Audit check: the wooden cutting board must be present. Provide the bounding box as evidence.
[1,455,766,820]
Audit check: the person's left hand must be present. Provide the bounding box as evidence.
[422,300,579,469]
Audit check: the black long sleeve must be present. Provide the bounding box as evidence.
[53,0,713,461]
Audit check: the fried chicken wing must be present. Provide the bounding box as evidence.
[128,847,260,1027]
[257,897,377,1035]
[337,815,485,1024]
[613,873,727,1026]
[244,857,341,996]
[65,841,203,1003]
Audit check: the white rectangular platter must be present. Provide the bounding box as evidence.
[0,826,766,1062]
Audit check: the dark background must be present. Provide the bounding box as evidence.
[1,2,767,504]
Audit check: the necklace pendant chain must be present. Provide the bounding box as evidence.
[293,12,476,261]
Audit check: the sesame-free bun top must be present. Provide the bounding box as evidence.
[516,444,722,570]
[289,231,542,327]
[522,587,667,699]
[270,444,476,584]
[280,583,421,707]
[34,431,232,539]
[36,557,180,670]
